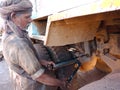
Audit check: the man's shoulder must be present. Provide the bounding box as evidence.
[7,35,29,49]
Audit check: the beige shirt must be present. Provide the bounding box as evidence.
[2,32,46,90]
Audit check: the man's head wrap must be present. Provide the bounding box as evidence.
[0,0,33,19]
[0,0,33,37]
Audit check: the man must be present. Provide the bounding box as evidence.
[0,0,66,90]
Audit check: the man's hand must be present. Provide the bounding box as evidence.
[60,81,71,90]
[36,73,70,88]
[38,60,71,89]
[59,78,72,89]
[39,60,55,68]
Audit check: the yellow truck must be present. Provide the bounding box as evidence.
[29,0,120,90]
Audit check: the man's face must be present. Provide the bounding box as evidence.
[13,12,32,30]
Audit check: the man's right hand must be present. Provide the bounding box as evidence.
[59,78,71,89]
[39,60,55,68]
[36,72,70,88]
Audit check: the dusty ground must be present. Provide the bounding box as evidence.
[79,73,120,90]
[0,60,13,90]
[0,59,120,90]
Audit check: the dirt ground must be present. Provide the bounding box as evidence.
[79,73,120,90]
[0,59,106,90]
[0,58,120,90]
[1,59,120,90]
[0,60,13,90]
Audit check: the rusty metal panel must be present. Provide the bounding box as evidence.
[44,20,100,46]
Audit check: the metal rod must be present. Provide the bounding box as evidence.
[47,59,79,70]
[67,60,81,83]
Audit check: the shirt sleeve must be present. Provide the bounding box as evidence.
[18,41,45,80]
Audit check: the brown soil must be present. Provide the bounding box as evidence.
[79,73,120,90]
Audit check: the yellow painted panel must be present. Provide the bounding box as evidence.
[44,21,100,46]
[101,0,113,9]
[113,0,120,7]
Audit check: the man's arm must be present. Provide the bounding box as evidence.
[36,72,65,87]
[17,42,66,88]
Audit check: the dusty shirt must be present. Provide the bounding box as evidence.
[2,31,47,90]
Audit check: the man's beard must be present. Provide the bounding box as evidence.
[21,24,30,31]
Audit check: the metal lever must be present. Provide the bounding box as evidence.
[47,59,81,84]
[67,60,81,83]
[47,59,79,70]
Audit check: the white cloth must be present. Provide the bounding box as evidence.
[0,0,32,19]
[0,0,32,38]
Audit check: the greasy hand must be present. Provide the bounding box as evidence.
[39,60,55,67]
[60,79,71,89]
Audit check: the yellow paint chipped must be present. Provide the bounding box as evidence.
[48,0,120,22]
[113,0,120,7]
[101,0,120,8]
[91,3,98,12]
[101,0,113,8]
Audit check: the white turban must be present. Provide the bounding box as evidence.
[0,0,33,19]
[0,0,33,37]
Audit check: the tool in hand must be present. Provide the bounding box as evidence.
[47,59,81,84]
